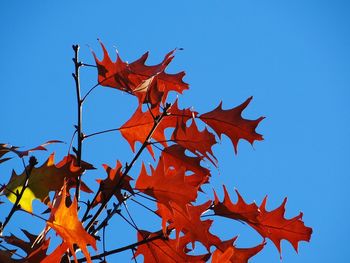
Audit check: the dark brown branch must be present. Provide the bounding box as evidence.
[72,44,83,202]
[77,230,170,263]
[0,243,25,259]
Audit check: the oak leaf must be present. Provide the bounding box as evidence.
[119,99,195,158]
[213,186,259,223]
[199,97,264,153]
[250,196,312,254]
[135,157,198,211]
[135,230,210,263]
[162,144,210,188]
[92,41,188,106]
[0,140,62,164]
[157,201,220,250]
[46,183,97,263]
[213,236,265,263]
[172,119,217,165]
[94,160,134,206]
[3,153,93,212]
[2,229,49,263]
[213,188,312,254]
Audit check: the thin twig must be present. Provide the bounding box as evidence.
[117,211,138,231]
[18,208,48,222]
[81,83,99,104]
[122,202,139,231]
[92,194,133,235]
[83,128,121,140]
[134,192,157,203]
[131,198,158,216]
[67,129,78,156]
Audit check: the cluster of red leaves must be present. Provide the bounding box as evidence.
[0,42,312,262]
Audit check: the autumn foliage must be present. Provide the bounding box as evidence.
[0,41,312,262]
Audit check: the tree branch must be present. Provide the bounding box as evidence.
[77,229,170,263]
[72,44,83,203]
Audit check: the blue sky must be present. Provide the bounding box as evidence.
[1,1,349,262]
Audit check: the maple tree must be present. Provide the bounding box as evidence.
[0,41,312,263]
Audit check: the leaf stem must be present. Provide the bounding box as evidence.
[83,127,121,140]
[81,83,99,104]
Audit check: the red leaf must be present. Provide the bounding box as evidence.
[120,99,194,158]
[135,156,198,211]
[162,144,210,188]
[213,187,312,254]
[213,237,265,263]
[199,97,264,153]
[92,41,188,106]
[157,201,220,250]
[172,119,217,165]
[0,140,63,162]
[94,160,134,206]
[135,230,210,263]
[3,229,50,263]
[250,197,312,254]
[213,186,259,223]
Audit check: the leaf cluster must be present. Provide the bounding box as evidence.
[0,41,312,263]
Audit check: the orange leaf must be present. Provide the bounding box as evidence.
[199,97,264,153]
[46,183,97,263]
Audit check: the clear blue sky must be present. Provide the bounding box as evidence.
[1,1,349,262]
